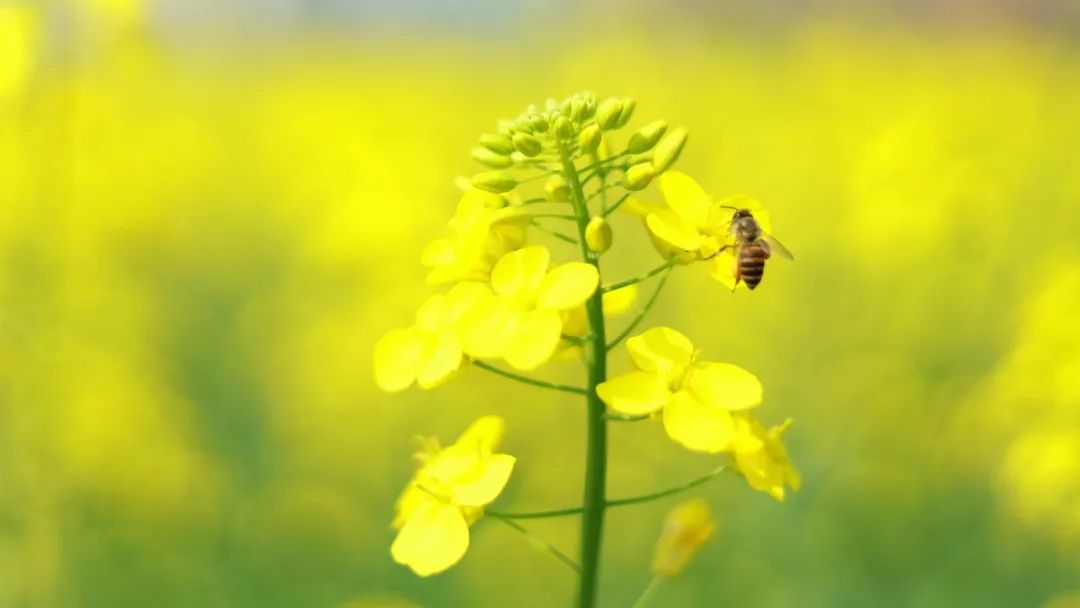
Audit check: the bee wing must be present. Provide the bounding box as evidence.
[762,234,794,261]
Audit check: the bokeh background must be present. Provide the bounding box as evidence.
[3,0,1080,606]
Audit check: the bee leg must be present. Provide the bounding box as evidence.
[703,244,732,262]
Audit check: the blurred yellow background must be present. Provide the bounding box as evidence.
[2,0,1079,606]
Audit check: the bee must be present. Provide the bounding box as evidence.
[717,208,794,291]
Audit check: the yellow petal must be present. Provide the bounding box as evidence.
[416,332,463,389]
[646,209,704,252]
[452,454,516,507]
[626,327,694,375]
[503,308,562,370]
[662,390,736,453]
[705,249,742,291]
[491,245,550,300]
[374,328,423,392]
[537,262,599,310]
[458,295,516,359]
[443,282,492,324]
[659,171,711,229]
[687,362,762,411]
[420,238,455,267]
[596,371,670,415]
[390,500,470,577]
[453,415,505,453]
[415,293,449,330]
[602,284,638,315]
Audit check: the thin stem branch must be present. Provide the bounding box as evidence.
[490,515,581,574]
[487,467,731,520]
[605,412,652,422]
[587,182,618,202]
[601,192,631,217]
[606,264,675,351]
[577,151,630,176]
[606,466,730,509]
[630,577,664,608]
[473,360,587,395]
[602,258,678,293]
[530,213,578,221]
[531,220,579,245]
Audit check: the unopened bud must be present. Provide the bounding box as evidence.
[479,133,514,155]
[545,175,570,202]
[614,98,636,128]
[623,162,656,191]
[627,120,669,154]
[578,125,601,155]
[512,133,543,157]
[596,97,622,130]
[553,116,575,139]
[530,114,549,132]
[652,127,688,172]
[585,216,613,253]
[472,171,518,193]
[471,146,512,168]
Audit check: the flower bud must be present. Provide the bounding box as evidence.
[569,97,586,122]
[545,175,570,202]
[479,133,514,155]
[580,92,597,120]
[529,114,549,132]
[553,116,575,139]
[513,119,534,134]
[652,127,688,172]
[623,162,656,191]
[471,146,512,169]
[585,216,613,253]
[652,499,717,578]
[578,125,601,155]
[626,119,669,154]
[472,171,518,193]
[596,97,622,130]
[614,97,636,128]
[512,133,543,157]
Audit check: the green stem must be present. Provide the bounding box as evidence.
[530,213,578,221]
[630,577,664,608]
[602,258,678,293]
[490,514,581,574]
[606,264,675,351]
[560,142,609,608]
[487,466,730,520]
[473,360,587,395]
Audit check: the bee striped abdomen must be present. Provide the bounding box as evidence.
[738,243,770,289]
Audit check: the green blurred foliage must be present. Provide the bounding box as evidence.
[1,1,1079,606]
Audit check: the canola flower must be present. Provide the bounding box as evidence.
[643,171,775,290]
[391,416,515,576]
[375,92,798,607]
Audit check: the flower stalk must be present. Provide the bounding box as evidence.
[559,141,609,608]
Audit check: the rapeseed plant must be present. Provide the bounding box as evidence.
[375,92,798,607]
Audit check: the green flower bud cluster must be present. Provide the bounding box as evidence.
[469,92,689,199]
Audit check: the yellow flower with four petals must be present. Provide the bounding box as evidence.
[644,171,773,290]
[391,416,516,576]
[461,245,599,370]
[373,282,490,392]
[421,189,531,285]
[597,326,763,453]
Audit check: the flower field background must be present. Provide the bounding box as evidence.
[2,2,1079,606]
